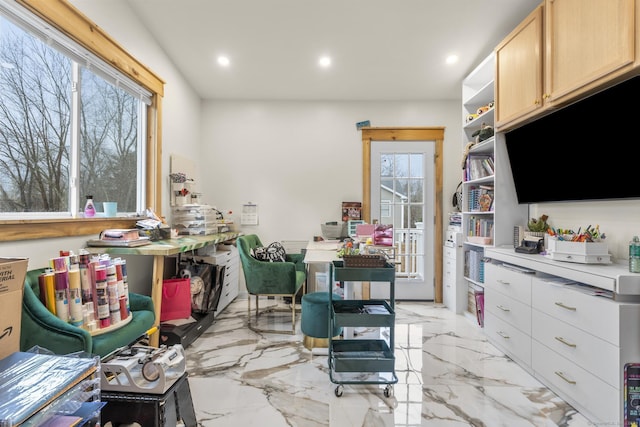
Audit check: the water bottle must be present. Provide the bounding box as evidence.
[630,236,640,273]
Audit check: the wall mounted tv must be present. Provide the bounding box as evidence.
[505,75,640,204]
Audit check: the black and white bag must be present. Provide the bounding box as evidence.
[253,241,287,262]
[179,257,225,314]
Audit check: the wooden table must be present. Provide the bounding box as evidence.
[86,232,240,346]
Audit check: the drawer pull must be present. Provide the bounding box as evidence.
[497,280,510,285]
[554,336,577,348]
[554,302,577,311]
[497,331,510,339]
[554,371,576,385]
[497,305,510,312]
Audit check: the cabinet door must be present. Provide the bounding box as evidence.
[495,4,543,131]
[544,0,635,105]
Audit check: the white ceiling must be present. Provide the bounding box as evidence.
[125,0,541,101]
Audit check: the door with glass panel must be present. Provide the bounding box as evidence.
[370,141,435,300]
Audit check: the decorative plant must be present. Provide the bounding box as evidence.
[527,214,549,232]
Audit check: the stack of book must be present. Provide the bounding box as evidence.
[87,229,151,247]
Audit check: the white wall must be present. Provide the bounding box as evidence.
[199,100,461,246]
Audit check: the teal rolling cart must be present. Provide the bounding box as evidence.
[329,259,398,397]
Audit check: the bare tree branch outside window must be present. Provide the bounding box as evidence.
[0,16,140,215]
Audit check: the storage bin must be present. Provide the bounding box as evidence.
[546,238,608,256]
[321,223,347,239]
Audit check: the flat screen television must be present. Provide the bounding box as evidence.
[505,75,640,204]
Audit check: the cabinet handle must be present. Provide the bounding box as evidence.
[497,305,510,312]
[554,336,577,348]
[497,280,510,285]
[497,331,510,339]
[554,302,577,311]
[554,371,576,385]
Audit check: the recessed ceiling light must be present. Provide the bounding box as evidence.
[446,54,459,65]
[217,56,230,67]
[319,56,331,68]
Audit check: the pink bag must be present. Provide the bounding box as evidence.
[373,224,393,246]
[160,278,191,321]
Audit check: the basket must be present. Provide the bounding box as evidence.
[342,255,386,268]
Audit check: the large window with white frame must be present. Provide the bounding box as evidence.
[0,2,150,218]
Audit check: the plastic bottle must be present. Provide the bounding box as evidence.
[630,236,640,273]
[84,195,96,218]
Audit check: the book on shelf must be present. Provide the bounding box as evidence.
[467,155,494,180]
[474,289,485,327]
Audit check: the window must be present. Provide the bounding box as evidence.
[0,0,163,241]
[0,6,148,217]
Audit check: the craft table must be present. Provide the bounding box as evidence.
[86,232,240,347]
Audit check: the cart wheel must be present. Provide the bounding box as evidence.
[335,385,344,397]
[384,385,393,398]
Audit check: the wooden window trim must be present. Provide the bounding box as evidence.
[1,0,165,241]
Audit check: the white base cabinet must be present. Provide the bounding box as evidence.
[208,244,240,313]
[484,247,640,426]
[443,230,465,314]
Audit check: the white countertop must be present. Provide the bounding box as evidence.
[485,246,640,295]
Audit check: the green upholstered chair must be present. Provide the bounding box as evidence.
[21,268,155,358]
[236,234,306,334]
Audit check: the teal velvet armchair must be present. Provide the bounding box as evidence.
[236,234,306,334]
[21,268,155,358]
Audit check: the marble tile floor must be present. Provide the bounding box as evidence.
[185,297,594,427]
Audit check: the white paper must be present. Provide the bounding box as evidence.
[241,203,258,225]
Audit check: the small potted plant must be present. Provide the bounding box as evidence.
[526,214,549,239]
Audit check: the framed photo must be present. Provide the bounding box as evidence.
[342,202,362,222]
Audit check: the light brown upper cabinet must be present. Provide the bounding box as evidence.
[495,5,543,131]
[545,0,634,103]
[496,0,636,132]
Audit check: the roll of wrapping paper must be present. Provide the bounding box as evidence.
[115,258,131,315]
[38,270,56,315]
[94,264,110,328]
[79,253,93,304]
[50,256,68,272]
[106,264,121,323]
[114,260,129,319]
[54,270,70,322]
[67,265,84,326]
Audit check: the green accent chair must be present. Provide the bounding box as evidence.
[21,268,155,358]
[236,234,306,334]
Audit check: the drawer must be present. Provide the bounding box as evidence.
[532,277,619,345]
[443,258,457,284]
[222,277,238,292]
[444,246,457,259]
[224,271,239,285]
[532,309,619,389]
[532,340,619,425]
[484,263,532,305]
[485,286,531,335]
[484,312,531,368]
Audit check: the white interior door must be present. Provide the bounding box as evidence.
[370,141,435,300]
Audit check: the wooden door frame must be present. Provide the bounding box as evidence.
[361,127,444,303]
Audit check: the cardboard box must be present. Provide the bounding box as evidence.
[0,258,29,360]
